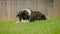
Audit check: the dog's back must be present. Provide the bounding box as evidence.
[29,11,47,22]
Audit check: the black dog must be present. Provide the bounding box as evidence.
[16,9,47,23]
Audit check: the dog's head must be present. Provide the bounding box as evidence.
[16,9,32,22]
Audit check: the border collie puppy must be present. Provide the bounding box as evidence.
[16,9,47,23]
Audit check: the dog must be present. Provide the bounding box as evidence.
[16,9,47,23]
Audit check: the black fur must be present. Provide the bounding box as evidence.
[16,10,47,22]
[29,11,46,22]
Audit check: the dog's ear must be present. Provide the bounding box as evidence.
[16,14,19,17]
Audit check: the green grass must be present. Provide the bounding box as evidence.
[0,17,60,34]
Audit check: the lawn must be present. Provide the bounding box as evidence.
[0,17,60,34]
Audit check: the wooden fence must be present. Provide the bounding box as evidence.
[0,0,60,19]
